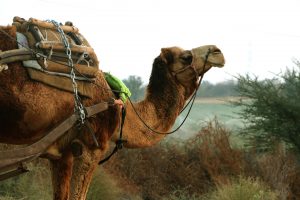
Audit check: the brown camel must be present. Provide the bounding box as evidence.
[0,25,225,199]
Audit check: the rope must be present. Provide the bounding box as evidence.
[98,107,126,164]
[124,49,210,135]
[126,69,205,135]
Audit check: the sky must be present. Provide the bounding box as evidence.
[1,0,300,84]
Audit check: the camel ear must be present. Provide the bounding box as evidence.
[160,48,173,64]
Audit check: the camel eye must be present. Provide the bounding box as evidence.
[180,51,193,64]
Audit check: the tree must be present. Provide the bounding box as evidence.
[197,80,239,97]
[235,62,300,152]
[197,80,214,97]
[122,75,145,101]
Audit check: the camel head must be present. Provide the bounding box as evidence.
[158,45,225,97]
[160,45,225,78]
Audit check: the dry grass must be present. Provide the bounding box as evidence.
[185,121,245,185]
[204,176,279,200]
[105,119,300,200]
[87,167,142,200]
[244,146,300,200]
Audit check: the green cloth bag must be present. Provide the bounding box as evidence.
[104,72,131,103]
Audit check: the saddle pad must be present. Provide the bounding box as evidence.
[14,17,99,69]
[13,17,101,98]
[27,68,96,98]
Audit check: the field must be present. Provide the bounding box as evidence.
[171,97,244,140]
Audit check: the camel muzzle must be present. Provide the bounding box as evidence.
[191,45,225,76]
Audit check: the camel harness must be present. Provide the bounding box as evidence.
[0,17,127,180]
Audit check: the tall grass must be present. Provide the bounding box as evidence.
[0,159,52,200]
[0,160,141,200]
[204,176,279,200]
[87,167,142,200]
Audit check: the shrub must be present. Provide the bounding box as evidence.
[105,119,300,199]
[105,120,245,199]
[185,120,245,185]
[235,63,300,152]
[244,145,299,200]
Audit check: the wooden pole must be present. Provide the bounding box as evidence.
[38,41,94,54]
[29,18,79,33]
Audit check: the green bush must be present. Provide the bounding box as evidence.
[122,75,145,101]
[197,80,239,97]
[235,62,300,152]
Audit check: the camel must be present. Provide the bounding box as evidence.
[0,25,225,200]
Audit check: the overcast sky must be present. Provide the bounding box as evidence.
[1,0,300,83]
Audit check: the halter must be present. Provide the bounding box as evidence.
[170,49,211,87]
[171,64,199,81]
[127,48,211,135]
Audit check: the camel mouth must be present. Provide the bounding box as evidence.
[209,48,225,67]
[209,60,225,68]
[212,48,222,54]
[191,45,225,73]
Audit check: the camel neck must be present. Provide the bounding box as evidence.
[113,81,186,148]
[111,57,188,148]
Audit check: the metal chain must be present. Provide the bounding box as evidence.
[49,20,85,124]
